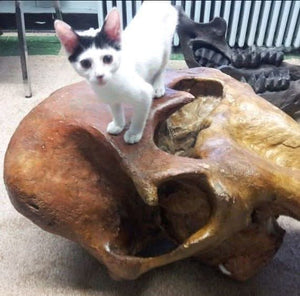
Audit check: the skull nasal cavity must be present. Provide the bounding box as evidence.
[158,179,212,243]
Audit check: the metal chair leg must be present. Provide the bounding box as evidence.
[15,0,32,98]
[54,0,63,20]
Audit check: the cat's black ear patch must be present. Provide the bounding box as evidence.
[68,35,94,62]
[95,30,121,51]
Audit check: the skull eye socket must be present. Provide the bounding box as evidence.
[80,59,92,69]
[103,55,113,64]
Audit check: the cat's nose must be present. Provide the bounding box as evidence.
[96,75,105,85]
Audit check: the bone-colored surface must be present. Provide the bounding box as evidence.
[1,56,300,295]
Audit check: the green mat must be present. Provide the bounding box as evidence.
[0,35,298,60]
[171,53,184,60]
[0,35,186,59]
[0,36,61,56]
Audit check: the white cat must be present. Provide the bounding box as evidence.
[54,1,178,144]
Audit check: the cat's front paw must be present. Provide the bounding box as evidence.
[154,87,165,98]
[107,121,125,135]
[124,130,143,144]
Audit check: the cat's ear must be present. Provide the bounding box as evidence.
[54,20,79,54]
[102,8,121,42]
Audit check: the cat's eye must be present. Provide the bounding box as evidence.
[80,59,92,69]
[103,55,113,64]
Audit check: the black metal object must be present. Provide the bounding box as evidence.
[10,1,64,98]
[177,10,231,69]
[177,8,300,121]
[15,0,32,98]
[54,0,63,20]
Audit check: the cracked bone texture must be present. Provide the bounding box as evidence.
[4,67,300,281]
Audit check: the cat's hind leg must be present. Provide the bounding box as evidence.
[152,50,170,98]
[152,71,166,98]
[107,103,125,135]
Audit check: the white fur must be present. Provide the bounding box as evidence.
[74,46,121,85]
[71,2,178,144]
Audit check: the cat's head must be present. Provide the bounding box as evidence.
[54,8,121,86]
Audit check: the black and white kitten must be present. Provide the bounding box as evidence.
[55,1,178,144]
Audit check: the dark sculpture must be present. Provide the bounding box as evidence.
[177,9,300,120]
[4,68,300,281]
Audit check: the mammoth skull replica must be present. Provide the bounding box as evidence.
[4,67,300,281]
